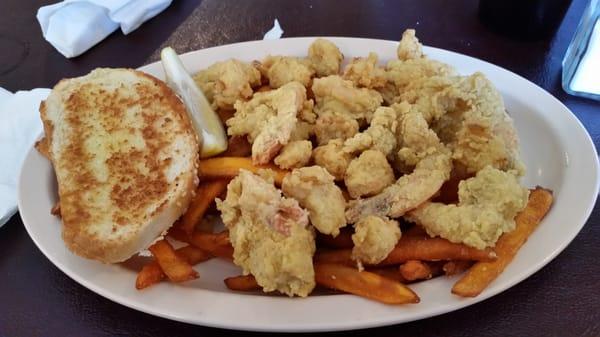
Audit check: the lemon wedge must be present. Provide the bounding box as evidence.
[160,47,227,158]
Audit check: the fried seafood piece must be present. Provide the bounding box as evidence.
[405,166,529,249]
[227,82,307,164]
[282,166,347,236]
[343,106,399,158]
[314,112,359,145]
[216,170,316,297]
[345,150,395,198]
[342,52,387,89]
[394,102,447,173]
[397,29,423,61]
[258,56,315,88]
[312,75,383,122]
[441,73,524,176]
[193,59,261,109]
[352,215,401,270]
[274,140,313,169]
[346,151,452,223]
[308,38,343,77]
[313,139,353,181]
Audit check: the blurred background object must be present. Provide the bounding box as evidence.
[562,0,600,100]
[479,0,573,40]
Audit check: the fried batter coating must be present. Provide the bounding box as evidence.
[308,38,343,77]
[314,112,359,145]
[345,150,395,198]
[193,59,261,109]
[397,29,423,61]
[228,82,306,164]
[313,139,353,181]
[352,215,401,270]
[259,56,315,89]
[343,106,399,158]
[274,140,313,169]
[406,166,529,249]
[217,170,316,297]
[282,166,347,236]
[312,75,383,122]
[342,52,387,89]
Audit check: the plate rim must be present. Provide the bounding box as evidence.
[18,37,600,332]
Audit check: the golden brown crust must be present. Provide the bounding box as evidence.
[42,68,199,263]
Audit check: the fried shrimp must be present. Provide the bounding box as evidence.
[227,82,307,164]
[405,166,529,249]
[346,108,452,223]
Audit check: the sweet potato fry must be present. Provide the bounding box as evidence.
[221,136,252,157]
[224,275,260,291]
[443,260,473,276]
[399,260,433,281]
[403,225,427,237]
[315,236,496,266]
[366,267,407,283]
[198,157,289,185]
[136,245,212,290]
[135,261,165,290]
[317,228,354,249]
[180,179,229,234]
[171,229,234,260]
[452,187,553,297]
[148,240,199,282]
[314,263,419,304]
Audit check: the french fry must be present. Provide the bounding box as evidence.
[315,236,496,266]
[443,260,473,276]
[136,245,212,290]
[314,263,420,304]
[399,260,443,281]
[399,260,433,281]
[171,229,234,260]
[452,187,553,297]
[198,157,289,185]
[366,267,407,283]
[180,179,229,234]
[317,228,354,249]
[135,261,165,290]
[221,136,252,157]
[148,240,199,282]
[224,275,261,291]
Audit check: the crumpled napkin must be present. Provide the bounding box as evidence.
[0,88,51,227]
[37,0,172,58]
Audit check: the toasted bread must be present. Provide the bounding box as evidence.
[40,68,199,263]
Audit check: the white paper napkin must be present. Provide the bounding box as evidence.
[37,0,172,58]
[0,88,51,227]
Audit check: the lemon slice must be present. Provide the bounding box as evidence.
[160,47,227,158]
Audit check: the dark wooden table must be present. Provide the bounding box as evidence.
[1,0,599,336]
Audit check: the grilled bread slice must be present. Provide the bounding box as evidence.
[40,68,199,263]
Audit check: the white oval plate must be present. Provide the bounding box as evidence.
[18,38,599,332]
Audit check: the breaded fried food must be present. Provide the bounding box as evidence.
[345,150,395,198]
[193,59,261,109]
[227,82,307,164]
[343,106,399,158]
[312,139,353,181]
[406,166,529,249]
[258,56,315,88]
[282,166,346,237]
[274,140,313,169]
[217,170,316,297]
[342,52,387,89]
[352,215,401,270]
[40,68,199,263]
[314,112,359,145]
[312,75,383,122]
[308,38,343,77]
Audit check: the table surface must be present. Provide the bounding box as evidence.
[1,0,599,336]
